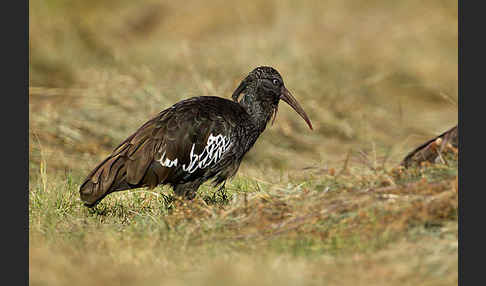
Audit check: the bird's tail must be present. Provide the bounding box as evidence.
[79,120,170,207]
[79,153,132,207]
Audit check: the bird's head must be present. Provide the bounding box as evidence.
[232,66,313,130]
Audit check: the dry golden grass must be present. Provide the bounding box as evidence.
[30,237,457,286]
[29,159,458,286]
[29,1,457,285]
[29,0,457,175]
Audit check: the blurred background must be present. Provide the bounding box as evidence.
[29,0,458,181]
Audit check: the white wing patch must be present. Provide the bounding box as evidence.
[157,151,178,168]
[156,134,232,174]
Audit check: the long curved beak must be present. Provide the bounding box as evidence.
[280,86,313,130]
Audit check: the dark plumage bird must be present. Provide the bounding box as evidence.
[401,125,458,168]
[79,66,313,207]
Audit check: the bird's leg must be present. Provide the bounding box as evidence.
[216,181,228,202]
[217,181,226,193]
[173,180,203,200]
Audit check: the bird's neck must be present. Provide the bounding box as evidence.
[239,94,276,132]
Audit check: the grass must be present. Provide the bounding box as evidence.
[29,0,457,285]
[29,153,458,286]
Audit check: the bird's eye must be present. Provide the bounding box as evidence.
[272,79,280,86]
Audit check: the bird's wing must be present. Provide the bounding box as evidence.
[146,98,239,185]
[87,97,242,193]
